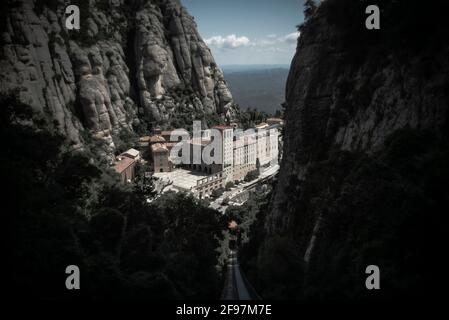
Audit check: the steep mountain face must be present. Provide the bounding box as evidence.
[270,0,449,233]
[242,0,449,299]
[0,0,233,148]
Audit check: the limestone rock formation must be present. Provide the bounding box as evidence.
[240,0,449,300]
[269,0,449,233]
[0,0,234,148]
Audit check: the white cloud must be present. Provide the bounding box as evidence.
[204,32,300,53]
[205,34,251,49]
[254,38,276,46]
[253,32,301,47]
[280,32,301,44]
[256,47,288,53]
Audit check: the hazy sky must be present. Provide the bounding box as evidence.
[182,0,305,66]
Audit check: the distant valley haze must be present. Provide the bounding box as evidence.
[222,65,290,114]
[182,0,304,65]
[182,0,305,114]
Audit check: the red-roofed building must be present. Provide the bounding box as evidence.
[136,136,150,150]
[161,130,189,143]
[266,117,284,126]
[211,124,233,130]
[121,148,140,160]
[151,142,173,173]
[113,156,136,183]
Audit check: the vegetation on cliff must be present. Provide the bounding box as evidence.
[242,128,449,299]
[2,94,224,299]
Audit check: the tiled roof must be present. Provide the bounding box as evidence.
[139,136,150,142]
[113,157,135,173]
[150,135,166,143]
[122,148,140,158]
[151,143,169,153]
[165,142,179,148]
[255,122,268,128]
[211,125,232,130]
[189,138,212,146]
[161,130,189,137]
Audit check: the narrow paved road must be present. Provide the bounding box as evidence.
[210,164,280,213]
[221,250,260,300]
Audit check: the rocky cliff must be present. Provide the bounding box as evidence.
[0,0,234,148]
[241,0,449,299]
[270,0,449,234]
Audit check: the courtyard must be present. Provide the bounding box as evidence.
[153,168,209,192]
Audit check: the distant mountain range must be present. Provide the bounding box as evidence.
[222,65,290,115]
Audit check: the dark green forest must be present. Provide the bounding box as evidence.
[2,94,225,300]
[241,128,449,299]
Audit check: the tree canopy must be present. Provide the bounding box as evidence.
[2,94,224,299]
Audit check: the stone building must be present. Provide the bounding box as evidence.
[255,123,280,170]
[136,136,151,151]
[113,156,136,183]
[187,138,219,175]
[233,132,257,182]
[211,125,234,182]
[266,125,280,166]
[151,143,172,173]
[112,148,141,183]
[148,129,190,173]
[147,122,280,197]
[192,171,226,199]
[266,117,284,126]
[121,148,140,161]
